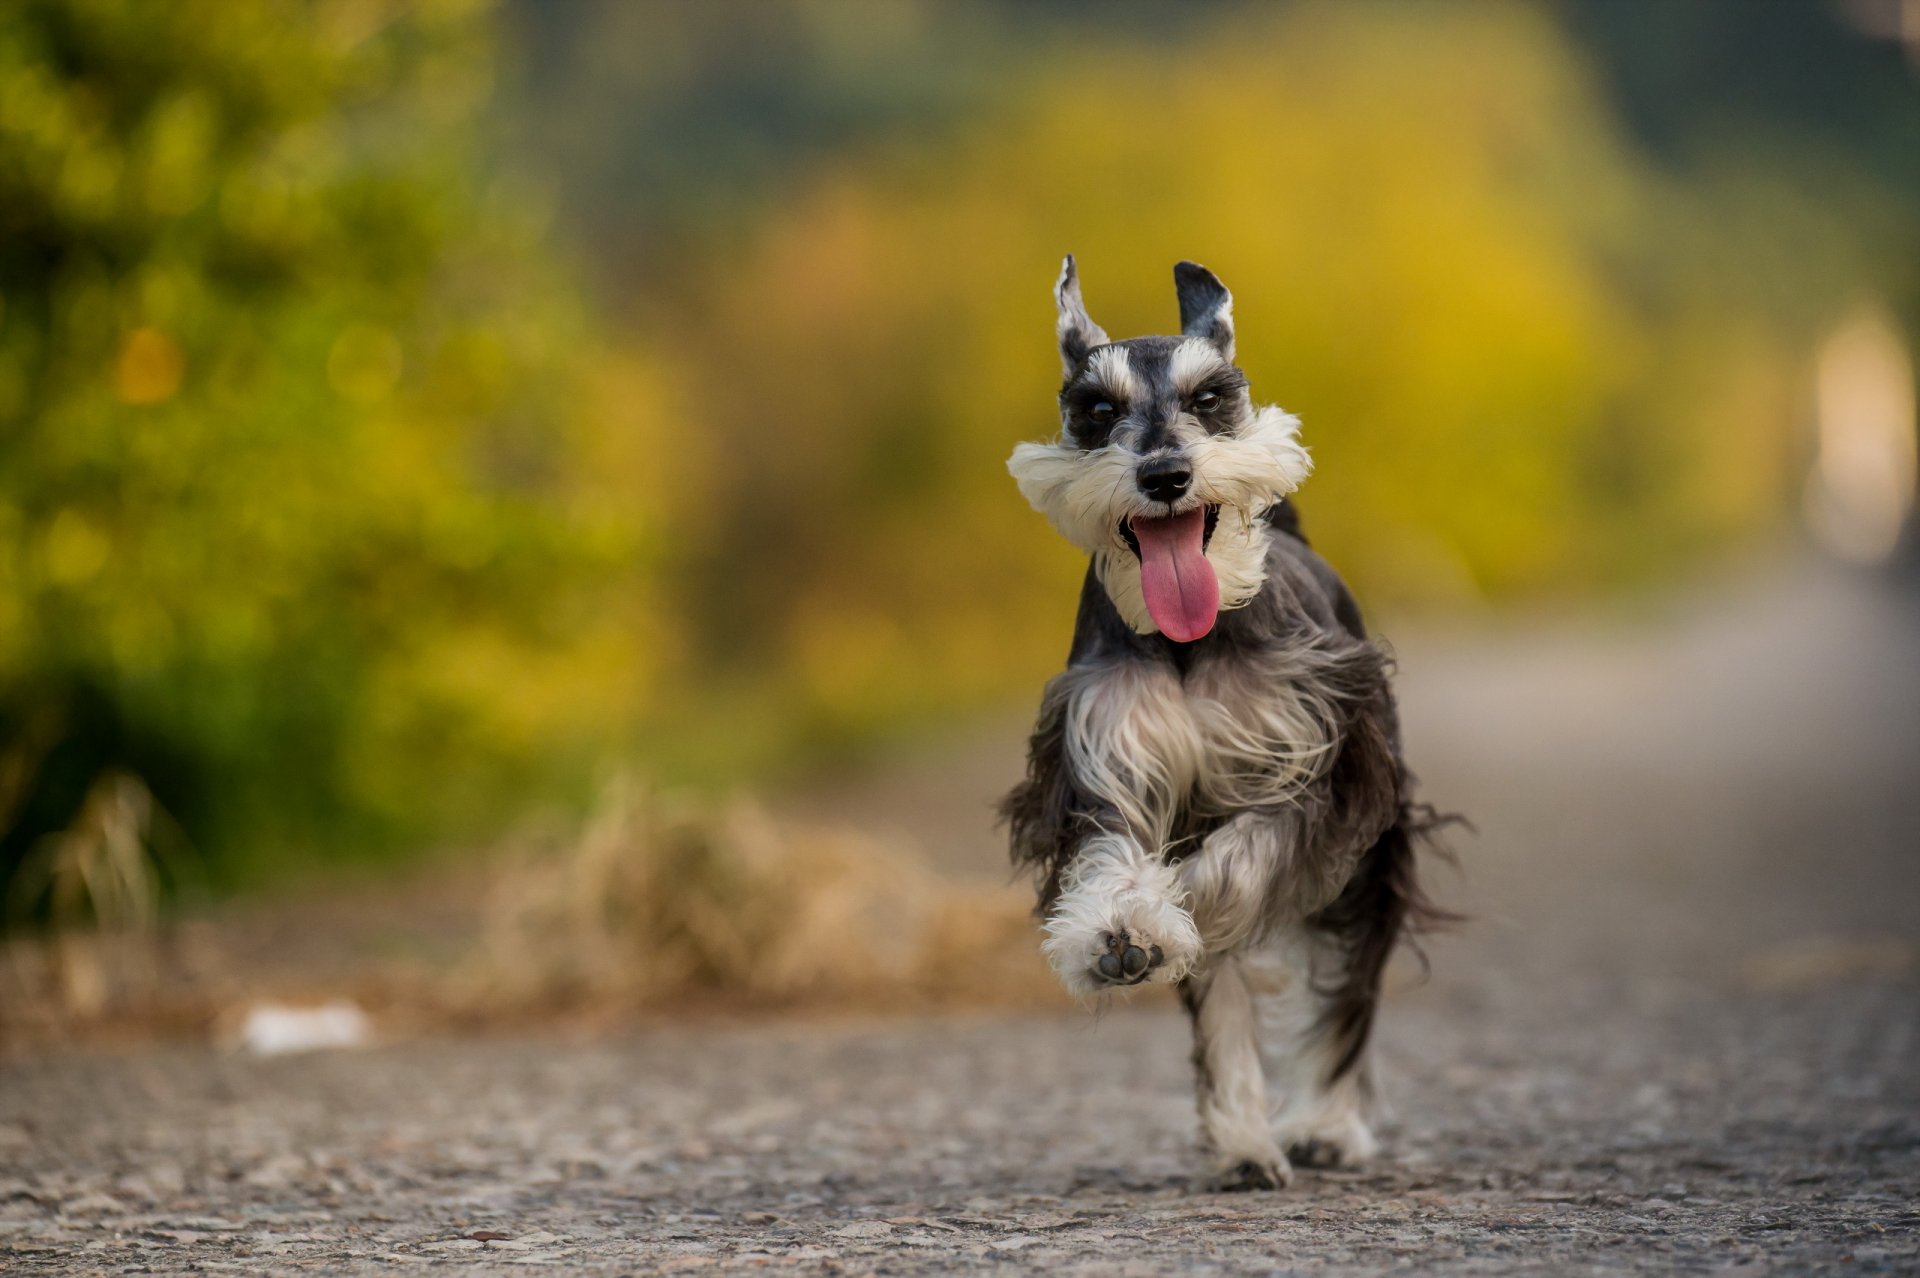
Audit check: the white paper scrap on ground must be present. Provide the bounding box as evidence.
[238,1001,373,1055]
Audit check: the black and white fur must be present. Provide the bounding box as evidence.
[1003,257,1449,1190]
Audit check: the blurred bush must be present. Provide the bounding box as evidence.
[0,0,673,894]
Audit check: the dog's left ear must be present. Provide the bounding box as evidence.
[1174,261,1234,361]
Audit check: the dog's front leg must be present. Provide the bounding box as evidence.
[1175,810,1392,1175]
[1175,808,1309,954]
[1041,830,1202,997]
[1180,960,1291,1189]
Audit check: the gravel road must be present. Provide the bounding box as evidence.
[4,561,1918,1274]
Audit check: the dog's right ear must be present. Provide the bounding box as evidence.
[1054,254,1109,374]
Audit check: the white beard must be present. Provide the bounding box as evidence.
[1007,404,1311,636]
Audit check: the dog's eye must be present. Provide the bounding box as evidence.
[1192,391,1220,412]
[1089,402,1117,422]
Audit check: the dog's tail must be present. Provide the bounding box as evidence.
[1310,797,1466,1085]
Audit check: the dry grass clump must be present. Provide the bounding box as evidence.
[466,777,1053,1016]
[2,774,1059,1050]
[2,771,184,1031]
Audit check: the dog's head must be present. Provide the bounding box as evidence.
[1008,256,1311,642]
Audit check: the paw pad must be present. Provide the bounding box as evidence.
[1093,932,1164,985]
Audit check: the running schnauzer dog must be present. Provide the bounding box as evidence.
[1002,256,1451,1191]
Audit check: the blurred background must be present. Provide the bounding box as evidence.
[1,0,1916,1045]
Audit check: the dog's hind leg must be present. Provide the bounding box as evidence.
[1178,960,1291,1190]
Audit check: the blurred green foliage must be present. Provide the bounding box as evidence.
[1,0,1914,899]
[1,0,671,894]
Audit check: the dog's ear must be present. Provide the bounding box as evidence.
[1055,254,1109,373]
[1174,260,1234,361]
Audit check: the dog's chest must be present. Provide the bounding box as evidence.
[1067,655,1334,829]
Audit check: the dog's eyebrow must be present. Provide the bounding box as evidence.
[1083,346,1141,403]
[1169,338,1230,395]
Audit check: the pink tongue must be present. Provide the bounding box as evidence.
[1132,508,1219,642]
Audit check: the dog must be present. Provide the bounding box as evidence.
[1002,256,1450,1190]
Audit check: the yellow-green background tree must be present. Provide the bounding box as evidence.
[0,0,674,898]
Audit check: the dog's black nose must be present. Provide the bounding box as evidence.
[1137,457,1192,503]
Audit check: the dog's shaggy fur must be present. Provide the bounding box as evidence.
[1002,257,1450,1190]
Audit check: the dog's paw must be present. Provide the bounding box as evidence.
[1279,1114,1377,1171]
[1285,1136,1356,1169]
[1041,837,1203,997]
[1211,1155,1293,1192]
[1043,903,1201,996]
[1044,875,1190,997]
